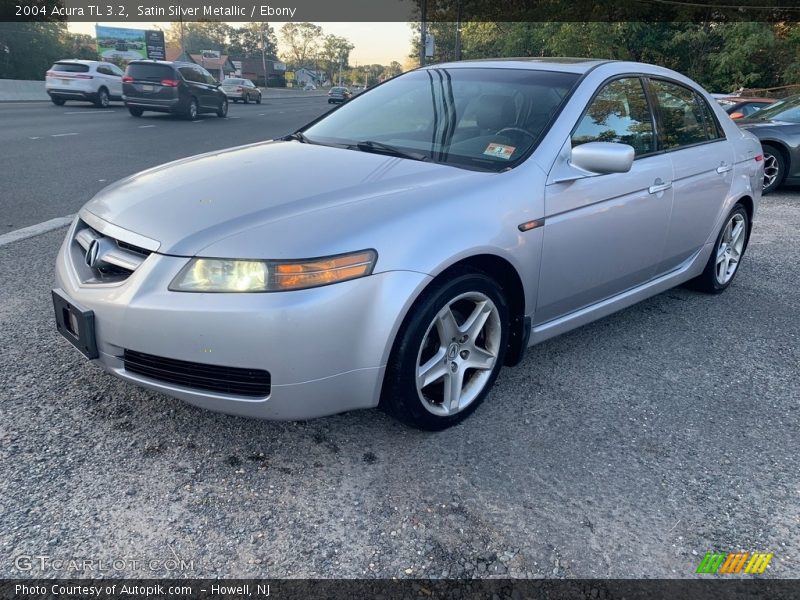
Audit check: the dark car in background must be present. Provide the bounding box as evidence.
[122,60,228,120]
[719,97,776,120]
[327,86,352,104]
[737,95,800,193]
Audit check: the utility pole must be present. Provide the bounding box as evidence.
[260,23,269,88]
[454,0,463,61]
[419,0,427,67]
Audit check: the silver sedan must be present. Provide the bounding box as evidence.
[53,58,763,430]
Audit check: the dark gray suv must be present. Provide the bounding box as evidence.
[122,61,228,119]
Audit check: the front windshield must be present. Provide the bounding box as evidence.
[303,67,580,171]
[751,95,800,123]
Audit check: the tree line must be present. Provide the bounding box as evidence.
[412,22,800,92]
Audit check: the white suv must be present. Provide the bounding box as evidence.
[45,60,124,108]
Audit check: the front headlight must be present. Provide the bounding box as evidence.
[169,249,377,292]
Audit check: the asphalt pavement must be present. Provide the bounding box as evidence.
[0,98,332,231]
[0,99,798,579]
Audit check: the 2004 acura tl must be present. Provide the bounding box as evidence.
[53,58,764,430]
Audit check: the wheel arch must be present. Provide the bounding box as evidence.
[381,253,528,379]
[760,140,791,173]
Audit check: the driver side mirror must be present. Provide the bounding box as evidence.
[570,142,634,174]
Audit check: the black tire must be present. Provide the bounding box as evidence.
[761,145,786,195]
[232,99,238,103]
[381,267,509,430]
[51,96,65,106]
[256,94,261,104]
[128,106,143,117]
[216,98,228,118]
[185,98,198,120]
[94,87,110,108]
[243,94,249,104]
[688,203,750,294]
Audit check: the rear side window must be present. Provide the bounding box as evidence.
[650,80,714,149]
[572,77,655,156]
[52,63,89,73]
[696,93,724,140]
[126,64,176,81]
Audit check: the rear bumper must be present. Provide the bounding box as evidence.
[123,97,183,113]
[47,88,97,101]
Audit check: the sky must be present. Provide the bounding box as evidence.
[67,21,412,66]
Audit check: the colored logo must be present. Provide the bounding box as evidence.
[696,552,773,574]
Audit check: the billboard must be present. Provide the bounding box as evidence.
[95,26,147,60]
[145,30,165,61]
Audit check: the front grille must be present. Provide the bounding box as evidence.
[72,219,153,283]
[123,350,271,398]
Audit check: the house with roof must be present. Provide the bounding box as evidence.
[188,53,236,81]
[293,68,326,87]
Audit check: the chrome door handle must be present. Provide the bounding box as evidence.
[648,180,672,194]
[716,164,733,174]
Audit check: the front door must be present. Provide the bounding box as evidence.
[536,77,673,324]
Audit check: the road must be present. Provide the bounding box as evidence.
[0,98,798,579]
[0,99,332,231]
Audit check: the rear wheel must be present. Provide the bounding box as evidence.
[185,98,198,120]
[51,96,65,106]
[762,145,786,194]
[128,106,143,117]
[688,203,749,294]
[216,98,228,118]
[94,87,110,108]
[381,268,509,430]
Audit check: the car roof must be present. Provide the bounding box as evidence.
[55,59,100,65]
[428,57,615,73]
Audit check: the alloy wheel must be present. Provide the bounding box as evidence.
[415,291,502,417]
[716,213,746,285]
[763,152,780,190]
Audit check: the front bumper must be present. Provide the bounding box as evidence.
[54,218,430,419]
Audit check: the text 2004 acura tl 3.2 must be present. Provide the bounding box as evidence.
[54,58,763,430]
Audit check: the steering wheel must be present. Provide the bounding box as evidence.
[494,127,537,140]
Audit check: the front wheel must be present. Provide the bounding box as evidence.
[762,145,785,194]
[255,94,261,104]
[688,203,749,294]
[381,268,509,430]
[94,87,110,108]
[216,98,228,118]
[51,96,66,106]
[243,94,249,104]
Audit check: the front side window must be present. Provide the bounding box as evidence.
[651,79,710,149]
[572,78,655,156]
[303,68,579,172]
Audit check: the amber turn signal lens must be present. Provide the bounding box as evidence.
[272,250,377,291]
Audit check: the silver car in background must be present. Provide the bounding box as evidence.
[53,59,763,430]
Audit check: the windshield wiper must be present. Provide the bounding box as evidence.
[354,140,430,162]
[283,131,312,143]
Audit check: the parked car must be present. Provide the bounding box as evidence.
[736,94,800,193]
[53,58,762,430]
[221,78,262,104]
[720,97,776,120]
[122,60,228,119]
[45,60,123,108]
[327,86,352,103]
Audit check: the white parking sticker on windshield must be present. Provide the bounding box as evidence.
[483,143,515,160]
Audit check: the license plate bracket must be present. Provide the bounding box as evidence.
[52,288,98,359]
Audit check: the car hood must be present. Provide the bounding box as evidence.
[83,140,482,257]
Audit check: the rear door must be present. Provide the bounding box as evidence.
[537,76,674,324]
[195,66,220,109]
[127,63,178,101]
[647,78,734,272]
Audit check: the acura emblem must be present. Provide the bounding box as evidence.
[85,239,100,268]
